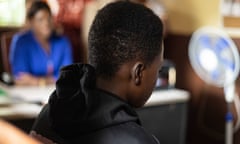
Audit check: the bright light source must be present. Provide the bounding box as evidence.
[199,48,218,72]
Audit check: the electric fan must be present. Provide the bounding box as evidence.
[189,27,240,144]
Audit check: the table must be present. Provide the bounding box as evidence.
[0,84,189,118]
[0,85,190,139]
[145,89,189,106]
[0,84,55,132]
[0,87,189,119]
[0,86,189,119]
[0,84,55,120]
[137,89,190,144]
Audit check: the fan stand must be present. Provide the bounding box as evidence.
[224,83,235,144]
[189,27,240,144]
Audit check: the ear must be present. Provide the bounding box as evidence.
[131,62,145,86]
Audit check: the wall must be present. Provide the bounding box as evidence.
[160,0,222,34]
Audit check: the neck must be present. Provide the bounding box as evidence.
[95,62,135,103]
[33,31,48,43]
[33,32,50,53]
[96,76,128,102]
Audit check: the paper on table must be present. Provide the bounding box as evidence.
[0,103,42,118]
[144,89,190,107]
[1,85,55,104]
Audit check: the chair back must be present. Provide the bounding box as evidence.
[0,31,16,73]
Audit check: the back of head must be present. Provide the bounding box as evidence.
[88,1,163,79]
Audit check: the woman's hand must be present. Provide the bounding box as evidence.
[15,73,55,86]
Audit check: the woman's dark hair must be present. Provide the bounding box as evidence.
[27,1,51,20]
[88,1,163,79]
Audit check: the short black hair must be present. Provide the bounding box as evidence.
[27,1,51,20]
[88,1,163,78]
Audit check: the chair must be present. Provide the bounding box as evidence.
[0,31,16,73]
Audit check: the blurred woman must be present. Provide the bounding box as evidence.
[10,1,73,86]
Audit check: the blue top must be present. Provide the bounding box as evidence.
[10,30,73,79]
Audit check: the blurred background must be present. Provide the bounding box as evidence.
[1,0,240,144]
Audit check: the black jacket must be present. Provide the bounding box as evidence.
[31,64,159,144]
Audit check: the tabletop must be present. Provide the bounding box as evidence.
[0,84,190,119]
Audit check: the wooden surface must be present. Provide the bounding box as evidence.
[224,16,240,28]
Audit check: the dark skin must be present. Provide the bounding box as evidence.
[97,49,163,108]
[15,10,55,86]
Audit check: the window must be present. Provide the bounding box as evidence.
[0,0,25,27]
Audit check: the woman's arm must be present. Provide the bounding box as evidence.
[10,35,30,77]
[10,33,55,86]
